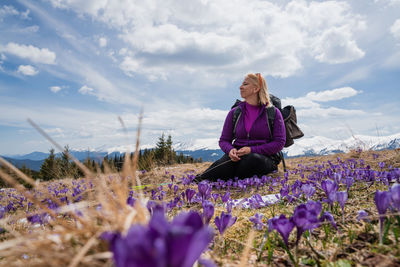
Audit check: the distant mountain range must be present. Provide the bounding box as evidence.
[2,133,399,171]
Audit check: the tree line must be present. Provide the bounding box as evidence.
[0,134,201,184]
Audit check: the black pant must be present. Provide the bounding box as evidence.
[197,153,278,181]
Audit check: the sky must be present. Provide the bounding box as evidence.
[0,0,400,155]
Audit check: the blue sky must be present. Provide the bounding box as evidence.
[0,0,400,155]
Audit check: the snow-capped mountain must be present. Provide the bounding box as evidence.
[284,133,400,157]
[2,133,400,171]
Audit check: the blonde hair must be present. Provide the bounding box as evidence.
[245,73,272,107]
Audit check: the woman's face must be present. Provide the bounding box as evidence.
[240,77,259,99]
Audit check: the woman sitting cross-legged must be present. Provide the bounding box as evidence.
[196,73,286,182]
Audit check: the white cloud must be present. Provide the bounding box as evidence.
[0,5,30,20]
[282,87,363,119]
[98,37,107,47]
[0,100,227,150]
[0,5,19,20]
[46,0,366,81]
[0,42,56,64]
[18,25,39,33]
[20,9,30,20]
[282,87,361,108]
[306,87,360,102]
[78,85,94,95]
[390,19,400,40]
[17,65,38,76]
[312,27,365,64]
[50,86,62,93]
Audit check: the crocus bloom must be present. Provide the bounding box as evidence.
[102,210,214,267]
[212,193,220,202]
[185,188,196,204]
[126,196,136,207]
[173,185,179,194]
[27,213,49,225]
[374,190,391,244]
[345,177,354,192]
[301,184,316,199]
[249,213,265,230]
[221,191,230,203]
[321,179,338,206]
[374,190,391,218]
[357,210,370,222]
[379,162,385,169]
[390,184,400,211]
[336,191,348,223]
[202,200,215,224]
[198,181,212,201]
[269,214,295,247]
[319,211,337,230]
[336,191,348,212]
[214,211,237,235]
[292,201,321,244]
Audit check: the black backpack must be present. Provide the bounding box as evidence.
[231,95,304,171]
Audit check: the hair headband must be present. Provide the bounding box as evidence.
[256,73,262,89]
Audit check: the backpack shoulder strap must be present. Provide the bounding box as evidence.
[265,106,276,141]
[232,107,242,137]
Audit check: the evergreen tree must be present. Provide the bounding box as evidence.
[40,148,59,181]
[60,145,71,178]
[20,163,32,177]
[166,134,175,164]
[155,133,167,163]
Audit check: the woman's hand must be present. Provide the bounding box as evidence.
[229,148,241,162]
[237,146,251,157]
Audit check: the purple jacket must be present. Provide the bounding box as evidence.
[219,101,286,156]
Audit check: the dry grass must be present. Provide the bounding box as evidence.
[0,148,399,266]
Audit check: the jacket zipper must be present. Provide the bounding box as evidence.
[247,106,264,146]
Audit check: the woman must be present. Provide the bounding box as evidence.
[196,73,286,181]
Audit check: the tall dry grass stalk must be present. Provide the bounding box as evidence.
[0,115,148,266]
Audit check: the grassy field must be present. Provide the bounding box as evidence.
[0,148,399,266]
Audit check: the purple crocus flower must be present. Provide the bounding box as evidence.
[126,196,136,207]
[374,190,392,244]
[185,188,196,204]
[202,200,215,224]
[319,211,337,230]
[226,201,233,214]
[301,184,316,199]
[321,179,338,206]
[214,211,237,235]
[390,184,400,211]
[173,185,179,195]
[198,181,212,201]
[292,201,321,244]
[374,190,391,217]
[336,191,348,223]
[0,206,5,219]
[27,213,49,225]
[221,191,230,203]
[212,193,220,202]
[269,214,295,247]
[379,162,385,169]
[357,210,370,222]
[249,213,265,230]
[280,184,290,198]
[345,177,354,192]
[102,210,214,267]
